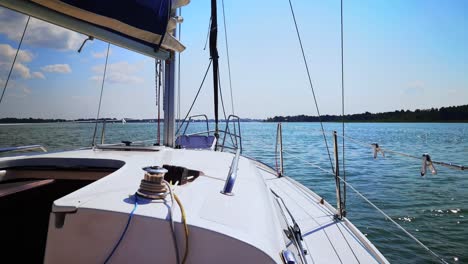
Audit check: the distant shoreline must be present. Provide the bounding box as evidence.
[0,118,263,124]
[266,104,468,123]
[1,104,467,124]
[1,120,468,125]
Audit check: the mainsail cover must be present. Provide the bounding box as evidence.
[30,0,186,53]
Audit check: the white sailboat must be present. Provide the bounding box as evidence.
[0,0,400,263]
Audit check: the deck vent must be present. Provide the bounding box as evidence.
[137,166,169,199]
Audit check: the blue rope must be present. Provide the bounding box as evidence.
[103,195,139,264]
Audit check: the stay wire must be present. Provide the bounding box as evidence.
[287,0,335,173]
[177,8,182,133]
[218,68,228,120]
[156,59,162,145]
[0,16,30,106]
[203,17,212,50]
[335,174,448,264]
[176,60,212,135]
[218,67,236,147]
[92,43,111,146]
[339,134,467,171]
[284,146,448,263]
[340,0,347,211]
[221,0,236,116]
[283,149,335,176]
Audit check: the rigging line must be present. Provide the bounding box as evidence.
[92,43,111,147]
[0,16,30,106]
[287,150,448,263]
[335,222,361,264]
[221,0,238,145]
[103,194,138,264]
[340,0,347,212]
[274,185,341,264]
[282,149,335,176]
[176,60,212,135]
[203,16,212,50]
[218,67,236,147]
[164,181,181,264]
[339,134,467,171]
[335,174,449,264]
[217,68,228,120]
[156,59,162,145]
[221,0,235,116]
[287,0,335,173]
[177,7,182,133]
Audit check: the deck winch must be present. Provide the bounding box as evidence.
[137,166,169,199]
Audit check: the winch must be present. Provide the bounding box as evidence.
[137,166,169,199]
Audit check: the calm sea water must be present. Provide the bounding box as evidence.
[1,122,467,263]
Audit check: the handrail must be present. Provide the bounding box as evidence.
[221,115,242,153]
[177,114,243,154]
[333,131,345,219]
[0,145,47,153]
[181,114,210,136]
[275,123,284,176]
[221,148,241,195]
[185,129,240,138]
[100,119,106,144]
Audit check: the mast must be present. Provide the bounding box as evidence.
[210,0,220,149]
[163,8,178,147]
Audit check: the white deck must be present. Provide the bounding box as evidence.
[0,147,388,263]
[260,167,387,263]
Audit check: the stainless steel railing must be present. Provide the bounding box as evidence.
[0,145,47,154]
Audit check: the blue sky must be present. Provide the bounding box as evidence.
[0,0,467,119]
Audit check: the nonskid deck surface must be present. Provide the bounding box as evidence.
[265,175,385,263]
[0,148,387,263]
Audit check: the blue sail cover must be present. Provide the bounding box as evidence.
[29,0,185,52]
[59,0,170,40]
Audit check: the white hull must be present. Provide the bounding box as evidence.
[0,147,388,263]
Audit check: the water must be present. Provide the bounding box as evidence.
[1,122,467,263]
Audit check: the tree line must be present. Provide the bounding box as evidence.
[266,105,468,122]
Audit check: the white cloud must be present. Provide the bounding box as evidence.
[1,80,32,98]
[91,61,144,84]
[0,7,86,51]
[22,87,31,95]
[0,44,33,62]
[0,44,34,79]
[10,63,32,79]
[92,48,112,58]
[32,71,46,79]
[41,64,72,73]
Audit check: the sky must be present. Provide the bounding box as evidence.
[0,0,467,119]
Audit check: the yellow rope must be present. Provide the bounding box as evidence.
[174,193,189,264]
